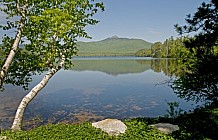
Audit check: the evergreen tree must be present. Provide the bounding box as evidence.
[175,0,218,57]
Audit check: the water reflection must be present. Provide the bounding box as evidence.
[72,57,183,77]
[172,56,218,103]
[0,58,195,130]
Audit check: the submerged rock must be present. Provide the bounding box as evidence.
[149,123,179,134]
[92,119,127,136]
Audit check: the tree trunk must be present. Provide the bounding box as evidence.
[0,2,27,88]
[11,56,65,131]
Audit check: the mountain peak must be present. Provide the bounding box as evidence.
[108,35,119,39]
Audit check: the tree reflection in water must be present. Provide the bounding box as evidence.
[171,56,218,104]
[168,56,218,140]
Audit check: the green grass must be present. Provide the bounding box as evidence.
[0,120,173,140]
[77,37,152,56]
[1,105,218,139]
[141,103,218,140]
[171,104,218,140]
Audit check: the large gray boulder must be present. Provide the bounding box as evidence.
[149,123,179,134]
[92,119,127,136]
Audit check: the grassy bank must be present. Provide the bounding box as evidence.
[144,103,218,140]
[172,104,218,139]
[1,105,217,140]
[0,120,173,140]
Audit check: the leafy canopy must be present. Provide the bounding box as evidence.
[0,0,104,89]
[175,0,218,57]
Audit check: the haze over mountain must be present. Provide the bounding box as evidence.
[77,36,152,56]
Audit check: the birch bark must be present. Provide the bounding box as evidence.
[11,56,65,131]
[0,1,28,88]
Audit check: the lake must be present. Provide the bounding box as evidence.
[0,57,197,129]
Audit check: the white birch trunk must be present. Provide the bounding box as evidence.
[11,56,65,131]
[0,2,28,87]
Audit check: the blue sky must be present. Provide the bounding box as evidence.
[0,0,210,43]
[79,0,210,43]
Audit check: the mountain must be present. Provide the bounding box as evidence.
[77,36,152,56]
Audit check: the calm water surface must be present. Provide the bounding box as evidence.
[0,57,196,129]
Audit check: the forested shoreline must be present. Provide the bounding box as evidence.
[0,0,217,139]
[2,36,216,58]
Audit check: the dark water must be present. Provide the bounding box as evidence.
[0,57,197,129]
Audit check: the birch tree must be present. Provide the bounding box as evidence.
[0,0,29,88]
[1,0,104,131]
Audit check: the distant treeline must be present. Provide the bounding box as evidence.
[135,37,193,58]
[1,36,216,59]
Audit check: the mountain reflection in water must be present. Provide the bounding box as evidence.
[0,57,196,130]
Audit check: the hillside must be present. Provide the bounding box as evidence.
[77,36,152,56]
[0,37,152,57]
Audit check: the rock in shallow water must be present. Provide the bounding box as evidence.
[92,119,127,136]
[149,123,179,134]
